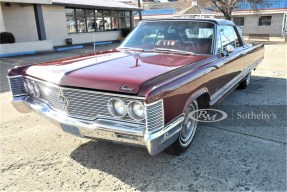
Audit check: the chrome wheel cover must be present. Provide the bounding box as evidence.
[179,100,198,147]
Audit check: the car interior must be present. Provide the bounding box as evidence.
[128,21,215,55]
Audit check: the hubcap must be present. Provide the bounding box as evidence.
[179,101,198,147]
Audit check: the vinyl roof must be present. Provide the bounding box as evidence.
[142,18,235,25]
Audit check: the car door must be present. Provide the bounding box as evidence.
[219,25,246,83]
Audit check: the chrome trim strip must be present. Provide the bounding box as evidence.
[210,57,263,105]
[7,75,24,79]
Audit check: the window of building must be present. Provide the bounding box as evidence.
[66,8,76,33]
[76,9,86,33]
[258,16,272,26]
[65,8,132,34]
[233,17,245,26]
[103,10,112,31]
[95,10,104,32]
[86,9,95,32]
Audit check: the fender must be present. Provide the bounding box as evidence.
[183,88,210,112]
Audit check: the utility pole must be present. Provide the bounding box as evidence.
[138,0,142,21]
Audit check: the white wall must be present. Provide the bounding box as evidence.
[2,3,38,42]
[68,31,121,45]
[42,5,68,46]
[0,40,53,54]
[0,3,5,32]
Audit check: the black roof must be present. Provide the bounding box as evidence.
[142,18,235,25]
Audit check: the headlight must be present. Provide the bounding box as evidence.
[107,98,127,117]
[127,101,145,120]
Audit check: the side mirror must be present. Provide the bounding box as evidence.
[225,45,235,53]
[244,43,253,48]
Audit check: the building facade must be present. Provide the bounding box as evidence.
[0,0,140,50]
[217,0,287,37]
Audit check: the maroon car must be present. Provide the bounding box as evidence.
[8,19,264,156]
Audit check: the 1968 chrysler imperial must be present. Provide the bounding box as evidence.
[8,19,264,156]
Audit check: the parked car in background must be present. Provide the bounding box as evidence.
[8,18,264,156]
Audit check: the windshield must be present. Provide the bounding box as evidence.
[120,21,215,55]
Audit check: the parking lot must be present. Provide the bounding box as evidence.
[0,42,286,191]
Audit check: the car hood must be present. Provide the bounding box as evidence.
[26,51,210,94]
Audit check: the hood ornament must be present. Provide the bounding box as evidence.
[119,85,134,92]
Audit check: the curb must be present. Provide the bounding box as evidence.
[54,45,84,52]
[0,51,37,58]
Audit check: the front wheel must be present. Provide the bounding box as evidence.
[165,100,198,156]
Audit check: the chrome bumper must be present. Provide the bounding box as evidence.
[12,96,184,156]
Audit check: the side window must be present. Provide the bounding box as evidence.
[217,33,222,53]
[219,25,242,50]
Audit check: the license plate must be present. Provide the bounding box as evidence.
[60,124,82,137]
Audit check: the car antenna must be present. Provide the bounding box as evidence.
[93,31,96,55]
[93,31,97,63]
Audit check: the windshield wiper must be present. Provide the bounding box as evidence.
[152,48,196,56]
[117,47,145,52]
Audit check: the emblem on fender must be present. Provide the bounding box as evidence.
[119,85,134,91]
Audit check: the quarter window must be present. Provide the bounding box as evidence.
[219,25,242,50]
[258,16,272,26]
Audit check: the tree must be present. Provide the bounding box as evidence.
[170,0,265,21]
[209,0,263,20]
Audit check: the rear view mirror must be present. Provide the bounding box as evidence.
[226,45,235,53]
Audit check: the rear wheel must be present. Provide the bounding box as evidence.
[237,72,251,89]
[165,100,198,156]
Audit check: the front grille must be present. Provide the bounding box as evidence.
[146,100,164,133]
[62,89,140,122]
[9,76,166,133]
[37,81,65,111]
[8,76,26,96]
